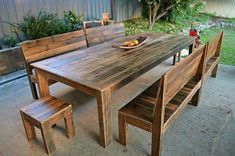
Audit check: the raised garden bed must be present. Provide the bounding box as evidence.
[0,46,25,75]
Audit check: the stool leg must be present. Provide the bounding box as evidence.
[20,111,36,141]
[41,124,56,154]
[64,111,75,139]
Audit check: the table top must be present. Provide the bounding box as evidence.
[31,32,194,92]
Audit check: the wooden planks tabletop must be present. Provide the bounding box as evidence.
[31,32,194,92]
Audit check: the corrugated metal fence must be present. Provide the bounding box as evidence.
[0,0,142,40]
[112,0,142,22]
[204,0,235,18]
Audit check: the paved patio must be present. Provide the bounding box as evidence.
[0,64,234,156]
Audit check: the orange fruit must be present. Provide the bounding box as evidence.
[128,42,134,47]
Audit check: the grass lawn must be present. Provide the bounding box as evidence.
[200,27,235,66]
[124,15,235,66]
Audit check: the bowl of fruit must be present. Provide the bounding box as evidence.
[112,36,149,50]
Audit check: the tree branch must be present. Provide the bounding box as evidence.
[152,4,160,23]
[154,4,174,22]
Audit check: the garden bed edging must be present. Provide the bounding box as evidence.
[0,46,25,75]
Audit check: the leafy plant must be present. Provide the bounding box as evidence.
[167,0,205,24]
[17,11,60,40]
[2,10,83,40]
[64,10,83,31]
[124,18,148,35]
[51,18,71,35]
[3,35,17,48]
[136,0,176,30]
[135,0,205,30]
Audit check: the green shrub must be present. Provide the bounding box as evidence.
[167,0,205,24]
[3,10,83,41]
[17,11,59,40]
[124,18,148,35]
[3,35,17,48]
[64,10,83,30]
[51,18,71,35]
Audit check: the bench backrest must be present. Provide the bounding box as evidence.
[85,23,125,46]
[150,45,207,141]
[20,30,87,63]
[206,31,223,61]
[163,44,206,105]
[83,20,104,29]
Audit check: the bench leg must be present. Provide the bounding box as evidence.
[20,112,36,141]
[172,54,177,65]
[25,64,38,99]
[30,82,38,99]
[178,52,181,62]
[191,88,202,107]
[41,124,56,154]
[118,113,128,146]
[211,64,218,78]
[151,132,162,156]
[64,112,75,139]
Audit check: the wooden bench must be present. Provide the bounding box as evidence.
[118,44,207,156]
[20,96,75,154]
[84,23,125,46]
[204,31,223,79]
[20,30,87,99]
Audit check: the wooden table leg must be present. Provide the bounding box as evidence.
[35,68,50,98]
[189,43,194,55]
[96,89,112,148]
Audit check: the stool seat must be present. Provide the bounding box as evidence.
[20,96,75,154]
[21,96,70,123]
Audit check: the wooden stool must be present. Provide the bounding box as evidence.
[20,96,75,154]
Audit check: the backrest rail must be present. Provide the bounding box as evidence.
[152,44,206,127]
[206,31,223,61]
[21,29,87,63]
[163,45,206,104]
[151,44,206,111]
[85,23,125,46]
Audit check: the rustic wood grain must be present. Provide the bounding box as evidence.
[204,31,223,79]
[118,45,207,156]
[31,32,194,148]
[96,89,112,147]
[20,29,87,99]
[35,68,50,98]
[32,33,194,92]
[83,20,104,29]
[20,96,75,154]
[85,23,125,46]
[21,30,87,63]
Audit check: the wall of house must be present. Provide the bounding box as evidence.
[204,0,235,18]
[0,0,142,40]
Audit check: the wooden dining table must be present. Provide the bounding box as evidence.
[31,32,194,148]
